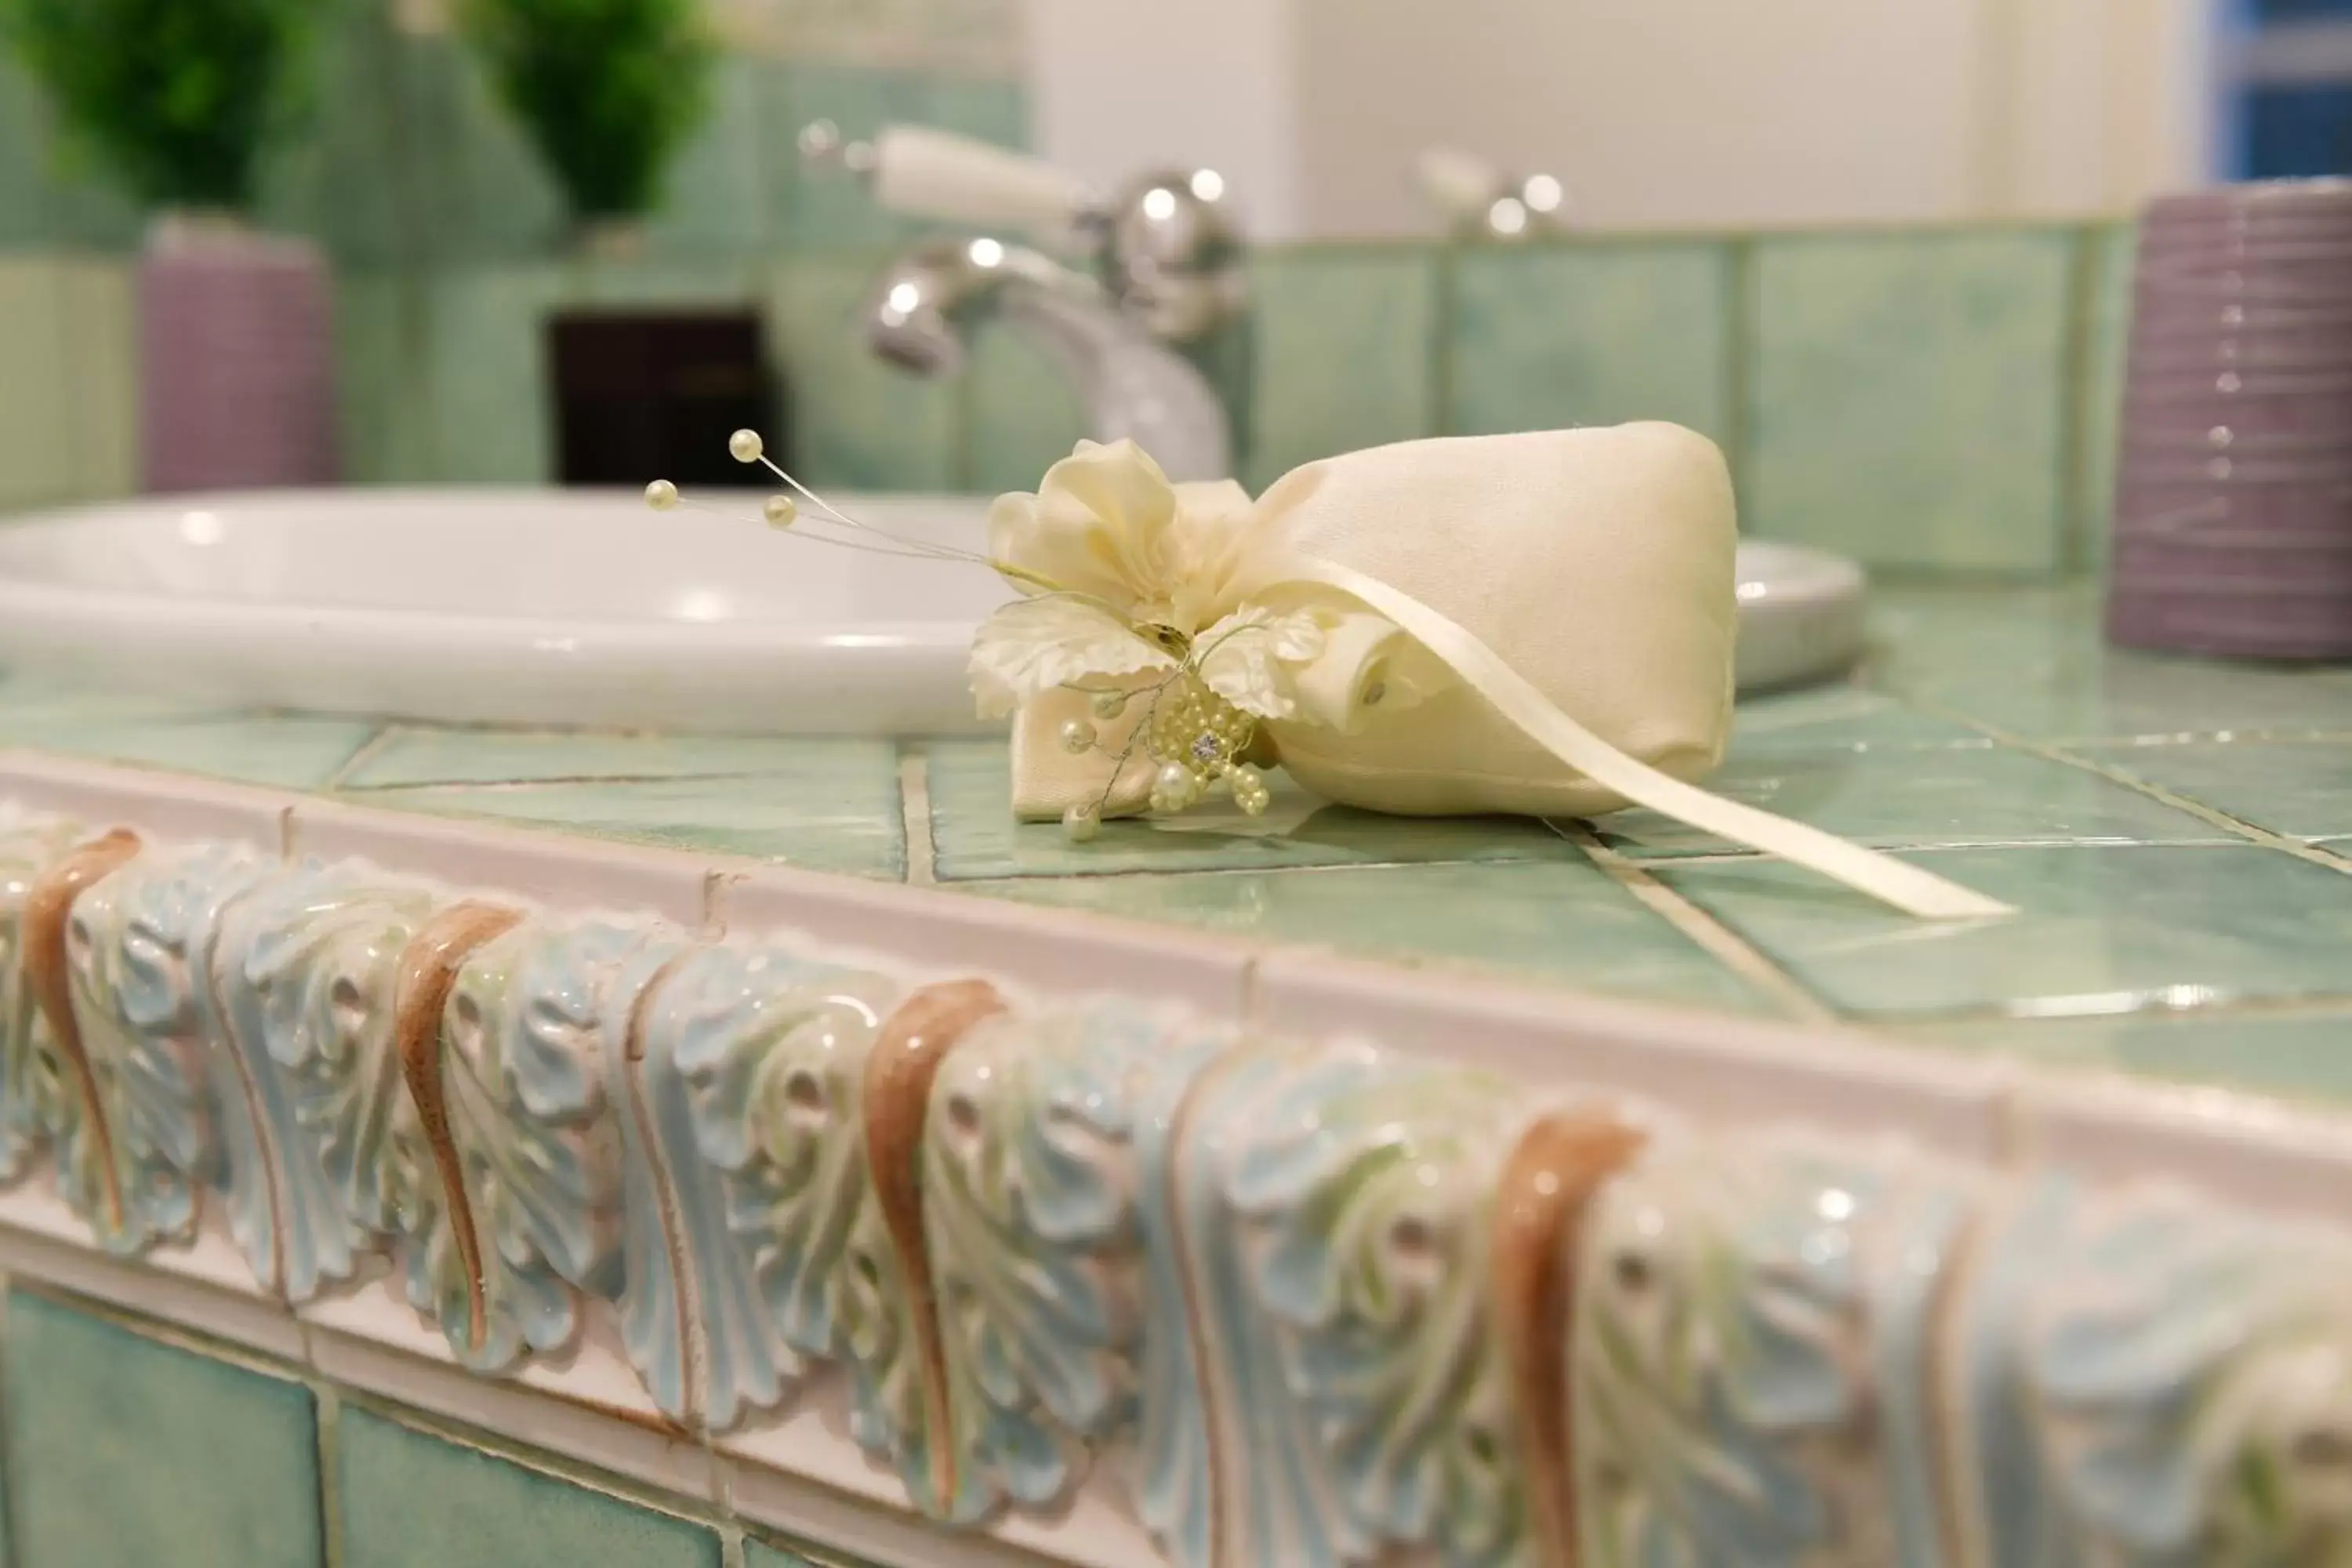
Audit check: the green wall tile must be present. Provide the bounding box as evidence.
[0,259,78,510]
[2073,222,2136,571]
[0,54,57,250]
[336,270,435,484]
[405,35,568,263]
[641,55,778,259]
[344,728,840,788]
[1746,229,2075,573]
[1245,248,1437,488]
[257,0,416,267]
[744,1541,824,1567]
[60,258,136,499]
[419,264,568,484]
[1660,844,2352,1019]
[1448,239,1733,443]
[964,320,1087,494]
[5,1290,323,1568]
[974,858,1770,1011]
[338,1408,720,1568]
[771,65,1027,253]
[768,254,956,490]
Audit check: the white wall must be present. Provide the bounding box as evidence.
[1025,0,2220,239]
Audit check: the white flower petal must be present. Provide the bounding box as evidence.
[1194,606,1329,720]
[968,595,1174,718]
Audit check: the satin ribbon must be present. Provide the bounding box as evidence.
[1289,555,2014,921]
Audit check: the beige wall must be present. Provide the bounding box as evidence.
[1029,0,2220,238]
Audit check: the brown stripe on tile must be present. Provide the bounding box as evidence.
[861,978,1007,1512]
[392,899,526,1357]
[1490,1108,1647,1568]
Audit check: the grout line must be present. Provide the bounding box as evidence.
[321,724,401,793]
[897,742,938,887]
[1553,820,1841,1025]
[1911,698,2352,877]
[5,1274,305,1377]
[720,1524,749,1568]
[336,764,842,795]
[338,1387,728,1525]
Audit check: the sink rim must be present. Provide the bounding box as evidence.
[0,487,1868,731]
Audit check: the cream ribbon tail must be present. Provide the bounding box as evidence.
[1293,556,2015,921]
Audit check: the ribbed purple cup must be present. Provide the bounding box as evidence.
[139,214,339,495]
[2107,180,2352,660]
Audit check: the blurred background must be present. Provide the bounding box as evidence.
[0,0,2335,565]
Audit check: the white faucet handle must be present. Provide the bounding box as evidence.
[868,126,1101,249]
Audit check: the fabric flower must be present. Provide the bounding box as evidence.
[970,440,1417,729]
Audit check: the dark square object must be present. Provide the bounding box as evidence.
[546,310,782,487]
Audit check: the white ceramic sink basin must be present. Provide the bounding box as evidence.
[0,488,1864,732]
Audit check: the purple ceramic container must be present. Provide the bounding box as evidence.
[2107,181,2352,659]
[139,215,339,495]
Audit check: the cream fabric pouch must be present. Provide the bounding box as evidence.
[977,424,2003,919]
[1004,422,1735,822]
[1256,423,1737,817]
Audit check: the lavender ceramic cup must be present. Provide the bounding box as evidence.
[2108,182,2352,659]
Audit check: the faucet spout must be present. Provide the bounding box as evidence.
[859,238,1234,483]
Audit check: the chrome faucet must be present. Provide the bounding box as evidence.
[801,124,1246,483]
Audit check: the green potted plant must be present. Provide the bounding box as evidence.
[0,0,332,492]
[457,0,713,254]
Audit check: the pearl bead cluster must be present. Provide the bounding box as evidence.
[1057,671,1271,840]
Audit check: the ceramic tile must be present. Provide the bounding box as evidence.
[925,737,1578,879]
[965,858,1771,1011]
[0,259,76,511]
[336,270,434,485]
[0,54,56,250]
[1244,248,1438,488]
[1747,230,2075,572]
[0,702,378,790]
[1447,240,1733,442]
[1864,585,2352,741]
[415,35,568,263]
[963,319,1088,495]
[770,64,935,252]
[338,1407,723,1568]
[344,728,849,788]
[4,1290,324,1568]
[743,1542,824,1567]
[347,753,905,877]
[2074,738,2352,842]
[2072,222,2135,570]
[1599,737,2223,858]
[766,254,956,490]
[256,0,413,266]
[1896,1007,2352,1111]
[420,264,569,485]
[1725,684,1987,753]
[1658,844,2352,1020]
[644,55,778,258]
[59,259,137,499]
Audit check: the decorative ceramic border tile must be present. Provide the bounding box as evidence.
[3,771,2350,1568]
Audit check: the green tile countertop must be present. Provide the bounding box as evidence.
[5,583,2352,1109]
